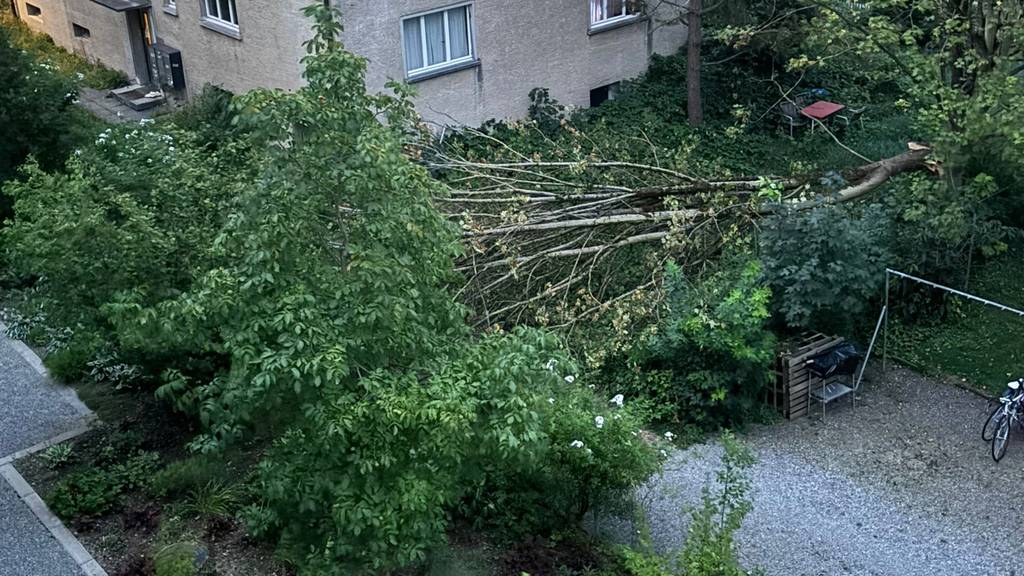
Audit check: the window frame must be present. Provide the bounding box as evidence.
[164,0,177,16]
[589,0,642,32]
[72,23,91,38]
[400,2,477,81]
[200,0,240,39]
[25,2,42,18]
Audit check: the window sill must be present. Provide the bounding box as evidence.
[406,59,480,84]
[588,14,645,35]
[200,17,240,40]
[163,5,177,16]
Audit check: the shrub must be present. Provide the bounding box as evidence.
[622,432,756,576]
[47,450,160,519]
[0,22,78,188]
[149,454,237,499]
[607,256,775,429]
[153,542,199,576]
[180,481,242,520]
[760,204,892,333]
[41,443,74,469]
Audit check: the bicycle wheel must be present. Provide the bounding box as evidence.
[993,417,1012,462]
[983,405,1006,442]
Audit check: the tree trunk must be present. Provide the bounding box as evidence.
[687,0,703,127]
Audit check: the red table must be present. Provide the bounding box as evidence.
[800,100,846,120]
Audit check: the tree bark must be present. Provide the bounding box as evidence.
[687,0,704,127]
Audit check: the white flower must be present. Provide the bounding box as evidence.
[595,416,605,429]
[570,440,585,449]
[664,431,675,441]
[659,449,668,458]
[548,397,555,404]
[588,384,595,389]
[613,414,621,420]
[76,72,85,80]
[610,394,624,407]
[545,359,558,371]
[564,375,575,384]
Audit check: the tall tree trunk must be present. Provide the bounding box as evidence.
[687,0,703,127]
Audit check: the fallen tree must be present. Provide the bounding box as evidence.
[424,134,933,329]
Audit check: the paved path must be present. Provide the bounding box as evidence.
[0,327,102,576]
[78,87,161,124]
[607,367,1022,576]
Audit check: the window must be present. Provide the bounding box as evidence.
[402,4,474,79]
[590,82,621,107]
[589,0,641,29]
[164,0,177,16]
[25,2,41,16]
[202,0,239,37]
[72,23,91,38]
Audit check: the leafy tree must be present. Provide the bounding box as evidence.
[760,204,892,333]
[0,23,77,210]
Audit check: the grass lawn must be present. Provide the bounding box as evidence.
[890,244,1024,395]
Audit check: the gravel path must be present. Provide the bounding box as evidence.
[615,367,1022,576]
[0,331,91,458]
[0,479,82,576]
[0,329,98,575]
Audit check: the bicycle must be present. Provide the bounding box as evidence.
[982,378,1024,462]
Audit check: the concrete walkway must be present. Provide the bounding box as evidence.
[78,87,160,124]
[0,324,105,576]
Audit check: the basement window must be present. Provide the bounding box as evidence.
[589,82,621,107]
[25,3,41,17]
[73,23,91,38]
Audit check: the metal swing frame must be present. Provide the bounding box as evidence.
[869,269,1024,379]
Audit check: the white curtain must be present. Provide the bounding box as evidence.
[448,7,470,60]
[403,18,423,71]
[424,12,446,66]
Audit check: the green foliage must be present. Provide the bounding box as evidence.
[622,432,756,576]
[4,119,251,379]
[0,12,126,90]
[149,454,238,500]
[890,243,1024,394]
[677,432,754,576]
[607,257,775,429]
[247,328,663,574]
[41,443,74,469]
[760,204,892,333]
[47,450,160,519]
[0,22,78,188]
[180,481,242,520]
[153,542,199,576]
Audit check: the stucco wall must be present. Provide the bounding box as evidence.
[13,0,135,82]
[151,0,309,97]
[338,0,688,127]
[14,1,687,127]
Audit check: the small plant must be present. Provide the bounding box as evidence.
[41,443,74,469]
[180,481,241,520]
[86,351,144,390]
[46,450,160,519]
[153,542,201,576]
[149,454,236,499]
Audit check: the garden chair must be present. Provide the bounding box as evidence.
[837,105,867,129]
[778,101,809,138]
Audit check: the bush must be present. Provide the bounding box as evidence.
[149,454,237,499]
[760,204,892,333]
[606,257,775,429]
[153,542,199,576]
[47,450,159,519]
[246,328,664,575]
[0,22,78,188]
[622,432,756,576]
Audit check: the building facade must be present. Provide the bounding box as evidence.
[10,0,687,126]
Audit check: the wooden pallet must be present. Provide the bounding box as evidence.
[772,333,846,419]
